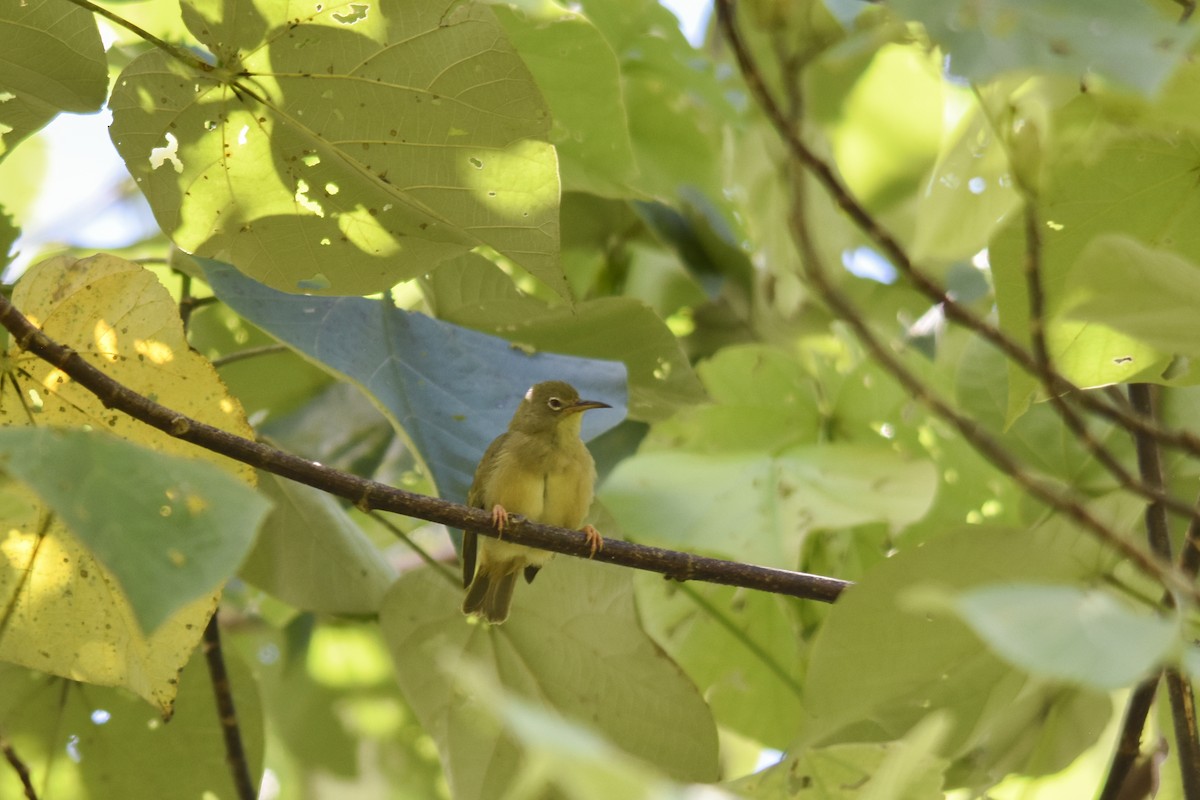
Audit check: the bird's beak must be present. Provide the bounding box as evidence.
[566,398,611,414]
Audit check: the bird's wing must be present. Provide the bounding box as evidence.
[463,433,510,586]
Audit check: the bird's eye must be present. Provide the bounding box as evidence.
[546,397,565,411]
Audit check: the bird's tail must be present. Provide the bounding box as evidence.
[462,564,519,624]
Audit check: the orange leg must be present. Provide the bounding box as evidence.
[491,504,509,536]
[582,525,603,558]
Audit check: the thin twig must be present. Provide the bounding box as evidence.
[368,511,459,585]
[63,0,213,72]
[0,730,38,800]
[1022,203,1200,529]
[0,293,850,604]
[211,344,289,369]
[1165,666,1200,798]
[712,0,1200,463]
[1097,676,1161,800]
[202,615,257,800]
[1126,384,1200,798]
[787,167,1192,600]
[675,581,804,699]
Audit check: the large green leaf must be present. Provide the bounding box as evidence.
[202,258,627,502]
[0,427,271,633]
[239,471,395,614]
[600,444,937,567]
[736,716,950,800]
[493,3,638,197]
[801,527,1111,782]
[990,125,1193,419]
[951,584,1177,690]
[634,575,805,748]
[109,0,564,297]
[0,0,106,159]
[892,0,1196,95]
[424,253,704,421]
[0,648,262,796]
[575,0,732,202]
[379,558,719,800]
[1062,234,1200,358]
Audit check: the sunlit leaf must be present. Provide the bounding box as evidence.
[0,254,257,714]
[379,558,719,800]
[1062,234,1200,358]
[492,2,639,197]
[0,428,269,633]
[109,0,565,297]
[0,648,263,797]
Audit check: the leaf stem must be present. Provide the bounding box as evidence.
[676,582,805,700]
[63,0,213,73]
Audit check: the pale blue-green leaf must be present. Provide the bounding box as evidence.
[600,444,937,566]
[239,471,396,614]
[203,259,626,502]
[0,427,271,633]
[893,0,1195,95]
[953,584,1176,690]
[450,666,736,800]
[379,557,718,800]
[423,254,703,421]
[736,715,949,800]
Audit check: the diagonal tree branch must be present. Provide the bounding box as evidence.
[715,0,1199,605]
[0,729,38,800]
[0,293,849,605]
[1021,200,1200,529]
[712,0,1200,466]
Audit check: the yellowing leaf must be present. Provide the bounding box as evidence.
[0,254,257,715]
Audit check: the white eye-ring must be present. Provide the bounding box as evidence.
[547,396,565,411]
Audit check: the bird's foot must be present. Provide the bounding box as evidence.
[582,525,603,558]
[491,504,509,537]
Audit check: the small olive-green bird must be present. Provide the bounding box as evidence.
[461,380,610,624]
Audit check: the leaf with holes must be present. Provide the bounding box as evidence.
[109,0,564,297]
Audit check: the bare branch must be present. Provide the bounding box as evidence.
[712,0,1200,464]
[0,293,849,605]
[0,729,38,800]
[715,0,1197,604]
[203,615,257,800]
[1127,384,1200,798]
[1098,676,1161,800]
[1023,203,1200,529]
